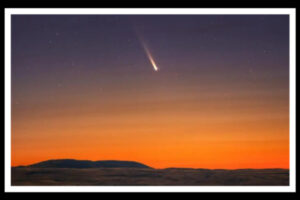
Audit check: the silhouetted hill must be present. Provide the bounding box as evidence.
[26,159,151,169]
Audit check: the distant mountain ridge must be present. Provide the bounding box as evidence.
[19,159,151,169]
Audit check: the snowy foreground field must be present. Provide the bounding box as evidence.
[12,167,289,186]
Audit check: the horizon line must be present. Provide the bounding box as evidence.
[11,158,290,170]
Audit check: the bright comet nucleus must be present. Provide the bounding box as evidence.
[146,51,159,71]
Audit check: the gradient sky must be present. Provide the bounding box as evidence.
[11,15,289,169]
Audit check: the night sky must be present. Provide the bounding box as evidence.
[11,15,289,169]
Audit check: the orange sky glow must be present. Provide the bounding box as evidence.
[11,70,289,169]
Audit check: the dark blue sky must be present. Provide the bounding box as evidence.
[12,15,289,75]
[12,14,289,106]
[11,14,290,117]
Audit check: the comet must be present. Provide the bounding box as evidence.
[141,42,159,71]
[136,33,159,72]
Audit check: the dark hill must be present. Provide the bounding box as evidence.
[26,159,151,169]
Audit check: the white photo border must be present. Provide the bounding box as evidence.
[4,8,296,193]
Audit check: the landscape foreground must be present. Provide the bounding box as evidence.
[11,160,289,186]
